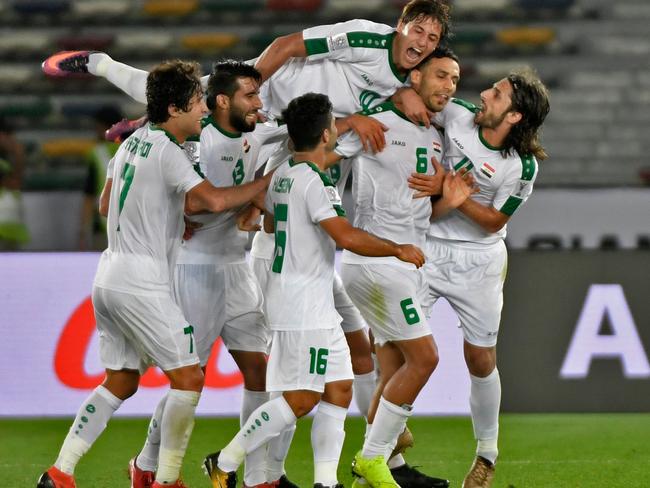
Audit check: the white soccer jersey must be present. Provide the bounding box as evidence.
[94,124,204,296]
[176,118,287,264]
[264,160,345,330]
[335,101,443,266]
[430,98,538,245]
[250,154,352,260]
[261,19,409,118]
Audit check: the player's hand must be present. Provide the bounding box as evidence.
[408,156,446,198]
[393,87,434,128]
[441,171,479,209]
[183,216,203,240]
[348,114,388,153]
[237,205,262,232]
[395,244,425,268]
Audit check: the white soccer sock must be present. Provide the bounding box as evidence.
[241,389,271,487]
[387,453,406,469]
[155,389,200,484]
[88,53,148,104]
[266,421,297,482]
[136,392,168,472]
[470,369,501,464]
[312,401,348,486]
[55,386,122,475]
[353,372,377,419]
[361,396,412,459]
[219,395,297,474]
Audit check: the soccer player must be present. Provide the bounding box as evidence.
[205,92,425,488]
[36,60,273,488]
[407,68,550,488]
[328,48,471,488]
[127,60,290,488]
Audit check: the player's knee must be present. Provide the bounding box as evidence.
[410,349,439,379]
[466,351,496,377]
[103,369,140,400]
[350,353,374,375]
[168,365,205,392]
[288,394,320,418]
[323,379,353,408]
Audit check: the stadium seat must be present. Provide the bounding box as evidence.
[0,30,51,56]
[71,0,131,17]
[266,0,322,12]
[516,0,574,11]
[57,34,115,52]
[180,33,239,53]
[452,0,512,16]
[0,97,52,119]
[142,0,198,16]
[0,64,34,88]
[450,29,494,53]
[114,32,173,53]
[11,0,70,15]
[41,138,95,158]
[325,0,385,13]
[495,27,556,49]
[202,0,265,12]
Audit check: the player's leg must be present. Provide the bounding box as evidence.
[37,287,143,487]
[205,329,330,487]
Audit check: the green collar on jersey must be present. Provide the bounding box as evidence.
[478,127,504,151]
[387,32,409,83]
[202,115,242,139]
[150,123,182,148]
[288,158,346,217]
[361,100,423,126]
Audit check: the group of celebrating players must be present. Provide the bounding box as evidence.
[37,1,550,488]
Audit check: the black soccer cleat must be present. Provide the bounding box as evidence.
[278,475,300,488]
[390,463,450,488]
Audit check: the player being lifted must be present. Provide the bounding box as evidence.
[36,60,273,488]
[205,92,426,488]
[328,47,474,488]
[406,68,550,488]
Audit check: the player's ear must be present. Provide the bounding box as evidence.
[168,104,180,119]
[507,110,522,125]
[410,68,422,89]
[216,94,230,110]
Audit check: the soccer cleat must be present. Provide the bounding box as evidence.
[105,116,148,143]
[151,480,188,488]
[36,466,77,488]
[462,456,495,488]
[390,464,449,488]
[351,451,400,488]
[314,484,344,488]
[276,475,299,488]
[128,456,155,488]
[202,451,237,488]
[389,426,414,459]
[41,50,96,77]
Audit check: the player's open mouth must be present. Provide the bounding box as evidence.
[406,47,422,61]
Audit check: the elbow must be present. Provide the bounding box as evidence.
[334,233,354,250]
[484,221,506,234]
[184,195,204,215]
[98,204,108,218]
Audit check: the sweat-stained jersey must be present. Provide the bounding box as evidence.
[260,19,409,118]
[430,98,538,246]
[335,101,443,266]
[94,124,204,296]
[264,159,345,330]
[176,118,287,264]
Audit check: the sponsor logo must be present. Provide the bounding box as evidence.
[452,137,464,150]
[55,297,243,390]
[221,155,234,162]
[391,140,406,146]
[361,73,374,86]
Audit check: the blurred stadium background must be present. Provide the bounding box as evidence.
[0,0,649,486]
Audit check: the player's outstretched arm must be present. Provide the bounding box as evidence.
[319,217,425,268]
[185,173,272,215]
[254,32,307,82]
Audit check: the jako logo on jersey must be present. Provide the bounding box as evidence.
[391,140,406,146]
[361,73,375,87]
[480,163,496,178]
[221,156,234,161]
[452,137,464,150]
[359,90,381,112]
[54,297,243,390]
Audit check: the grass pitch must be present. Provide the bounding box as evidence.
[2,414,648,487]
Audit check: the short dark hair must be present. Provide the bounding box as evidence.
[206,60,262,111]
[399,0,452,44]
[146,60,203,124]
[417,45,459,69]
[282,93,333,152]
[503,68,551,160]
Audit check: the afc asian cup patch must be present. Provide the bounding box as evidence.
[328,33,349,52]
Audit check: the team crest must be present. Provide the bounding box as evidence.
[479,163,496,179]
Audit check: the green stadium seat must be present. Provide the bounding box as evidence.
[180,33,239,52]
[142,0,198,16]
[0,97,52,119]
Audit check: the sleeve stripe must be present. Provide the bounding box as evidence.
[499,196,523,216]
[304,38,329,55]
[520,154,537,181]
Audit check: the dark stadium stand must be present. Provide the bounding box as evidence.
[0,0,647,188]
